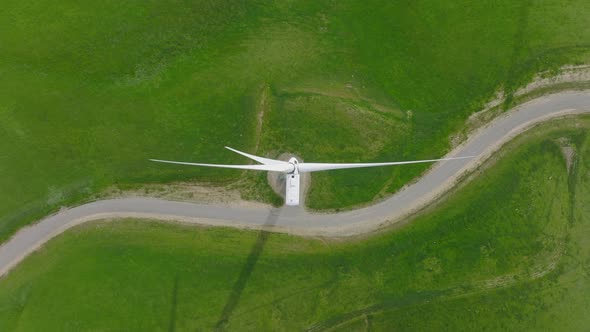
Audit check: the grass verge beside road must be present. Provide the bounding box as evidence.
[2,1,590,241]
[0,117,588,330]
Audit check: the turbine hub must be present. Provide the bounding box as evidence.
[288,157,299,174]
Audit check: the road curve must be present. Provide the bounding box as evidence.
[1,91,589,277]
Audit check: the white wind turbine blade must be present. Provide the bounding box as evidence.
[297,156,473,173]
[149,159,294,172]
[224,146,289,165]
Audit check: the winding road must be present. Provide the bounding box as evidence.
[1,91,589,277]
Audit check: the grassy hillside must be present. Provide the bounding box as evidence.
[2,0,590,239]
[0,117,587,331]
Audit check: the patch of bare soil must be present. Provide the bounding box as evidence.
[515,65,590,96]
[451,65,590,149]
[283,85,405,118]
[556,137,576,173]
[99,182,268,209]
[254,84,270,153]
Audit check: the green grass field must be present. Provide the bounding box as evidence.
[0,117,587,331]
[2,1,590,240]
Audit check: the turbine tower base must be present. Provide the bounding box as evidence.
[266,153,309,207]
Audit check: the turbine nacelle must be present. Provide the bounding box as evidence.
[150,147,473,206]
[287,157,299,174]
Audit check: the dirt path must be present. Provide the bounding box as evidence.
[0,91,589,278]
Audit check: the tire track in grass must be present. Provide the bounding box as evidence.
[168,275,179,332]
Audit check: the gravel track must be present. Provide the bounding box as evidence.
[0,91,589,277]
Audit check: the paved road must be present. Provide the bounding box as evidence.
[1,91,589,277]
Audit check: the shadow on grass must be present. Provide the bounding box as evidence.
[168,275,179,332]
[214,207,282,330]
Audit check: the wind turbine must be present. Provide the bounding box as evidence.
[150,147,472,206]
